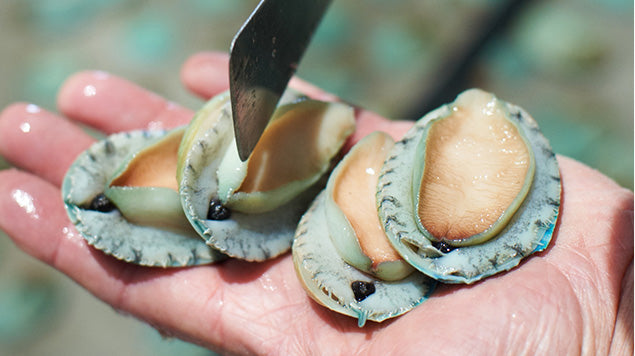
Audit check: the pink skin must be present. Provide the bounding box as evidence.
[0,52,632,356]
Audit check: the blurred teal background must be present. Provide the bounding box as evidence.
[0,0,632,355]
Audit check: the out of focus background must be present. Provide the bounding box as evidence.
[0,0,632,355]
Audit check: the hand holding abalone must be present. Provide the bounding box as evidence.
[292,88,560,325]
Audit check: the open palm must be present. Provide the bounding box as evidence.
[0,52,632,356]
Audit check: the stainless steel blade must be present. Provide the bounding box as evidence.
[229,0,332,161]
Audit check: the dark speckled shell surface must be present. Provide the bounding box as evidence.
[62,130,225,267]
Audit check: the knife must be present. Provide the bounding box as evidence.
[229,0,332,161]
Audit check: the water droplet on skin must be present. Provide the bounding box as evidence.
[11,189,39,219]
[25,104,41,114]
[19,122,31,133]
[259,272,278,292]
[83,85,97,97]
[61,225,85,246]
[165,101,180,111]
[62,226,72,238]
[147,121,164,130]
[92,71,110,80]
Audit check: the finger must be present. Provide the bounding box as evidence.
[549,156,633,281]
[57,71,194,133]
[0,103,95,186]
[554,156,633,253]
[0,169,205,347]
[0,168,318,355]
[181,51,337,101]
[0,168,141,309]
[181,51,413,147]
[180,52,230,100]
[344,110,414,151]
[537,156,634,347]
[0,169,200,341]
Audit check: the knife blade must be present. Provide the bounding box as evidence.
[229,0,332,161]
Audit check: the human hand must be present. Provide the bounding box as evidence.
[0,52,632,356]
